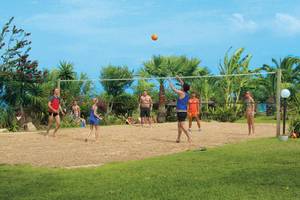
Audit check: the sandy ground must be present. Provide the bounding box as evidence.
[0,122,276,168]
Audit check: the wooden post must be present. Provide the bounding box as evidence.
[276,69,281,137]
[57,79,61,96]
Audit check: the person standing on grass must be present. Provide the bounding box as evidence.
[46,88,65,137]
[85,98,102,142]
[168,76,191,143]
[187,92,201,133]
[139,91,153,127]
[245,91,255,135]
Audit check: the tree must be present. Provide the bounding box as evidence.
[218,47,252,111]
[133,69,156,97]
[0,17,47,129]
[57,61,93,112]
[261,56,300,102]
[100,65,133,114]
[58,61,75,81]
[112,93,138,117]
[143,55,168,122]
[190,67,212,112]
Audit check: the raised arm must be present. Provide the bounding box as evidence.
[168,79,184,96]
[176,75,184,86]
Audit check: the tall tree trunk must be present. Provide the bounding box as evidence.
[157,80,166,123]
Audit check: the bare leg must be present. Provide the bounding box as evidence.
[141,117,145,127]
[180,121,192,143]
[86,125,94,142]
[188,116,192,129]
[247,114,251,135]
[147,117,152,127]
[195,116,201,129]
[176,122,182,143]
[46,115,54,136]
[251,115,255,134]
[95,125,99,141]
[53,115,61,137]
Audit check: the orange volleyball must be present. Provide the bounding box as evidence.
[151,34,158,41]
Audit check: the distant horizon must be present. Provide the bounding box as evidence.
[1,0,299,79]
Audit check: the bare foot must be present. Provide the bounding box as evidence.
[176,139,180,143]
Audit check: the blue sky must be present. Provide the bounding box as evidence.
[1,0,300,78]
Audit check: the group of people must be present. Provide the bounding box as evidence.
[46,88,102,141]
[46,78,255,143]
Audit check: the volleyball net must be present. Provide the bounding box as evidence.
[57,70,282,135]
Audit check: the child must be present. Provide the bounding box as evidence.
[85,98,102,142]
[187,92,201,133]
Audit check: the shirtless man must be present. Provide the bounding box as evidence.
[139,91,153,127]
[72,100,86,127]
[72,100,81,119]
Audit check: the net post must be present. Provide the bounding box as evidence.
[276,69,282,137]
[57,79,61,95]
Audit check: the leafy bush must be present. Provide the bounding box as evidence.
[102,115,123,125]
[112,93,138,117]
[211,107,243,122]
[289,116,300,134]
[60,115,79,128]
[0,108,19,131]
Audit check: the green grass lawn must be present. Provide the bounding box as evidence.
[1,138,300,200]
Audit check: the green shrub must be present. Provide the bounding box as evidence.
[289,115,300,134]
[0,108,19,131]
[112,93,138,117]
[60,115,79,128]
[102,115,123,125]
[211,107,243,122]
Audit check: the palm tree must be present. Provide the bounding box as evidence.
[58,61,75,81]
[261,56,300,104]
[190,67,211,112]
[218,47,252,110]
[143,55,168,122]
[262,56,300,87]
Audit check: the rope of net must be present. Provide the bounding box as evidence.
[59,72,276,82]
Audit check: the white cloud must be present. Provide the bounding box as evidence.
[274,13,300,35]
[230,13,258,32]
[24,0,125,35]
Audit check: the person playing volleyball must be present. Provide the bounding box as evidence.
[46,88,65,137]
[245,91,255,135]
[187,92,201,133]
[168,76,191,143]
[85,98,102,142]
